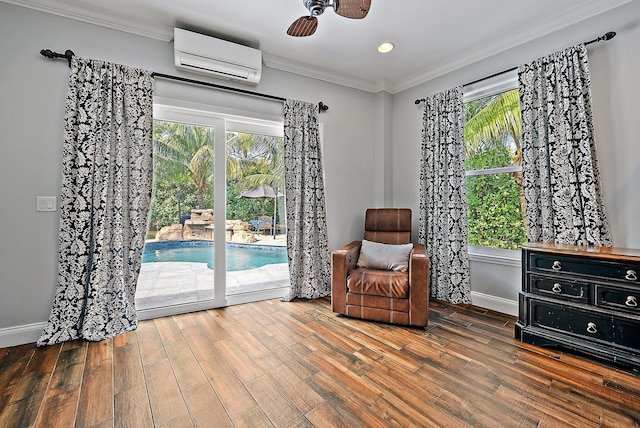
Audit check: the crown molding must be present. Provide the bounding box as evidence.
[262,53,380,93]
[1,0,174,41]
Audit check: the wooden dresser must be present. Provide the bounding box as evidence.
[515,242,640,372]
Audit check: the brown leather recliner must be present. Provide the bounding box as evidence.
[331,208,429,328]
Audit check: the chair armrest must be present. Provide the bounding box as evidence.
[331,241,361,314]
[409,243,429,327]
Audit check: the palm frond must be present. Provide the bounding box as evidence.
[464,89,521,156]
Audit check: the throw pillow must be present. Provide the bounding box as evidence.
[357,239,413,272]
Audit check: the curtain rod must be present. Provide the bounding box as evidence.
[39,49,329,113]
[414,31,616,105]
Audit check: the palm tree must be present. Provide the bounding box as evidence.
[227,132,285,192]
[226,132,286,226]
[464,88,521,166]
[154,121,214,209]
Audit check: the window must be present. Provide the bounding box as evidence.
[464,77,526,251]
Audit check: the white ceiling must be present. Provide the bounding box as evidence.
[4,0,632,93]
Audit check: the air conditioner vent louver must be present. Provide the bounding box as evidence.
[174,28,262,85]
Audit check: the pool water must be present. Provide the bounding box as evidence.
[142,241,287,271]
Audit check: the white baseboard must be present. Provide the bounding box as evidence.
[0,322,46,348]
[470,291,518,316]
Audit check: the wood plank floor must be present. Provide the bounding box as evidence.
[1,298,639,427]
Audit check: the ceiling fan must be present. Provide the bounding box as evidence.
[287,0,371,37]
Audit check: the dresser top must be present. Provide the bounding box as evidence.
[523,242,640,262]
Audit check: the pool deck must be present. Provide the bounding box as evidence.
[136,234,289,310]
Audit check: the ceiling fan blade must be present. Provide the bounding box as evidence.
[334,0,371,19]
[287,16,318,37]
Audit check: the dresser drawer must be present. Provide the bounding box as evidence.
[615,318,640,351]
[530,300,613,343]
[530,299,640,351]
[529,252,640,283]
[596,284,640,316]
[528,275,589,304]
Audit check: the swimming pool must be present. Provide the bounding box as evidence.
[142,240,287,271]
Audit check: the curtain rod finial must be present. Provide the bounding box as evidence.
[586,31,617,46]
[40,49,55,59]
[40,48,75,67]
[318,101,328,112]
[64,50,75,67]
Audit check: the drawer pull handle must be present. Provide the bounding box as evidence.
[625,270,637,281]
[552,283,562,293]
[586,322,598,334]
[626,296,638,307]
[552,261,562,271]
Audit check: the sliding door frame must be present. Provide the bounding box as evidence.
[138,98,287,320]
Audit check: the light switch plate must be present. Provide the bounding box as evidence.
[36,196,57,212]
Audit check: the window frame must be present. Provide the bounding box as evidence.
[463,70,523,261]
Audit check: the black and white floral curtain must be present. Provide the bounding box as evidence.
[282,100,331,300]
[418,87,472,304]
[38,57,154,346]
[519,44,612,246]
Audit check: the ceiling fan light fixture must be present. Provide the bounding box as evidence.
[377,42,394,54]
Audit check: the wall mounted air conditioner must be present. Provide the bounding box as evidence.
[174,28,262,85]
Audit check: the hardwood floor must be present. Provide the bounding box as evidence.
[1,298,639,427]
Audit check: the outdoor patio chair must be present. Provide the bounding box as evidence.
[257,216,273,235]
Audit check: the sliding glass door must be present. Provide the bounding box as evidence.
[224,129,289,304]
[136,103,289,317]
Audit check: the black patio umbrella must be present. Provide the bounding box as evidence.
[236,185,284,238]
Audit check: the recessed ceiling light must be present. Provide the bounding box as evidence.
[377,42,395,54]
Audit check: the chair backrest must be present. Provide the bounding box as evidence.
[258,216,272,226]
[363,208,411,244]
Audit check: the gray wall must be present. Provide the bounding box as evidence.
[0,3,380,334]
[391,1,640,306]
